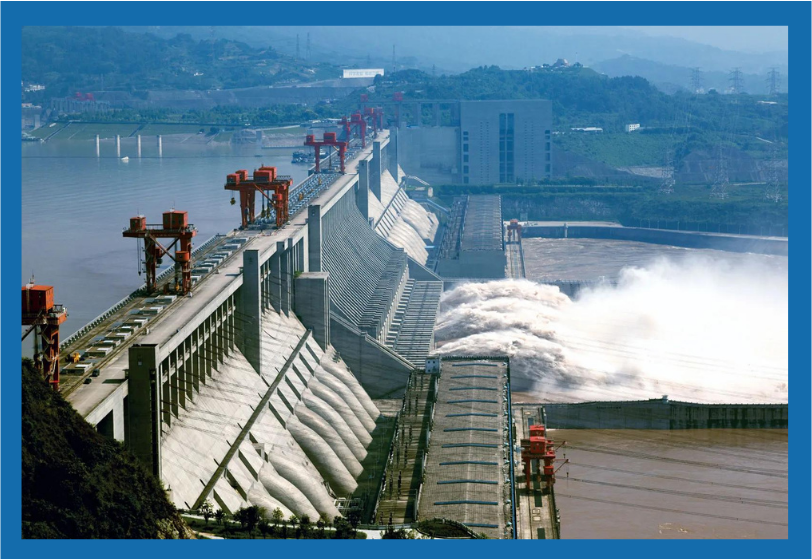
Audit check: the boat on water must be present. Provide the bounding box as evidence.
[121,156,129,162]
[291,150,318,164]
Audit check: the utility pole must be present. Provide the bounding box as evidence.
[690,67,703,94]
[767,67,780,96]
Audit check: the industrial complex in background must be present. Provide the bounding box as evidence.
[22,95,787,540]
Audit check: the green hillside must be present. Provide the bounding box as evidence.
[21,359,190,539]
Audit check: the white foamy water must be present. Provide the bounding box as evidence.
[387,220,429,263]
[435,255,788,404]
[400,199,438,241]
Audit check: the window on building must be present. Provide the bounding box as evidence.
[463,165,469,174]
[545,164,551,173]
[499,112,515,182]
[463,143,468,153]
[545,152,551,162]
[546,142,551,151]
[463,176,469,184]
[463,154,469,163]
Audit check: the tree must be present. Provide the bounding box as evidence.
[271,507,284,527]
[214,508,225,526]
[347,510,361,536]
[316,514,326,538]
[299,514,311,539]
[381,526,417,539]
[199,500,214,526]
[258,519,271,539]
[288,514,299,539]
[242,505,266,537]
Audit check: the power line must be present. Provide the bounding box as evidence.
[564,443,788,478]
[729,67,744,95]
[767,67,780,96]
[556,493,788,527]
[690,67,703,94]
[564,476,787,509]
[569,462,788,495]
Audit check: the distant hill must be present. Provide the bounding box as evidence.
[592,55,787,95]
[22,26,342,100]
[21,359,190,539]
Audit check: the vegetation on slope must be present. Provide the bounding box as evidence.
[22,26,340,99]
[21,359,190,539]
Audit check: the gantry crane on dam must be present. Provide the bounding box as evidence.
[122,210,197,294]
[22,278,68,391]
[225,166,294,229]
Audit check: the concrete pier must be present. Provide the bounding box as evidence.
[137,135,142,158]
[157,135,162,157]
[95,134,100,157]
[115,135,121,158]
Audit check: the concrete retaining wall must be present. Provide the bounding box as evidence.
[523,225,788,256]
[543,399,788,429]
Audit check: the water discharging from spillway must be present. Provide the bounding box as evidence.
[434,255,788,404]
[385,199,438,264]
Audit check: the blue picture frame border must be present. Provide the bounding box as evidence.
[2,2,808,558]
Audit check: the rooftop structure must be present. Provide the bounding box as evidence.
[417,356,515,539]
[436,195,507,279]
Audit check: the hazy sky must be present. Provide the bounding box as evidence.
[619,26,788,53]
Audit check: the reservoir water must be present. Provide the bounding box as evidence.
[22,140,308,343]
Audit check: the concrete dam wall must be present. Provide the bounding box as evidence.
[68,131,443,519]
[157,308,380,517]
[542,399,788,430]
[522,224,788,256]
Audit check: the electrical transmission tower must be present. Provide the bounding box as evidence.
[690,67,703,94]
[764,147,782,202]
[306,33,311,60]
[659,146,675,194]
[729,67,743,94]
[392,45,397,73]
[710,145,729,199]
[767,67,781,96]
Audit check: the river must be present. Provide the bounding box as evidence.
[22,139,310,347]
[553,429,788,539]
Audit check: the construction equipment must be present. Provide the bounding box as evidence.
[122,210,197,294]
[507,219,522,243]
[22,278,68,391]
[224,166,293,229]
[364,106,384,136]
[520,424,558,491]
[304,132,348,174]
[340,112,368,148]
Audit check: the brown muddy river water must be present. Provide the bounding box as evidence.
[550,429,788,539]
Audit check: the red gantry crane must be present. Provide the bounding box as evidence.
[304,132,348,174]
[364,106,384,136]
[122,210,197,295]
[520,424,565,492]
[507,219,523,243]
[224,166,293,229]
[22,278,68,391]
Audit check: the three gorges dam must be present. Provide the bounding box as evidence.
[51,129,458,528]
[31,124,787,539]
